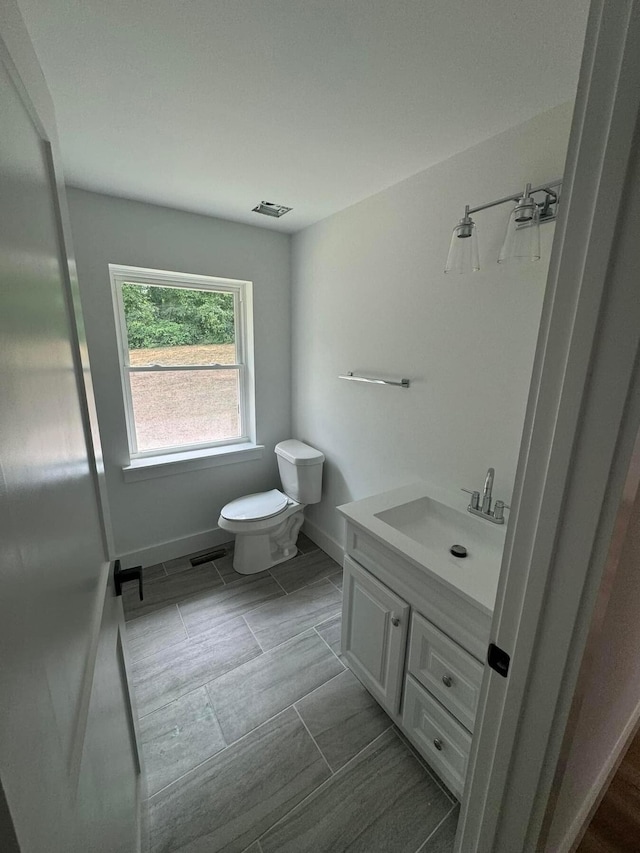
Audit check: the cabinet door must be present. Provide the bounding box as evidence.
[341,556,410,715]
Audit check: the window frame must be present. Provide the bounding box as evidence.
[109,264,255,461]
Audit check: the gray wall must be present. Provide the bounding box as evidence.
[291,102,573,553]
[67,188,291,564]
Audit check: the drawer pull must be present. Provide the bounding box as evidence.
[433,738,443,751]
[391,616,400,627]
[442,674,453,688]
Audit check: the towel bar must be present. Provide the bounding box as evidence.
[338,371,410,389]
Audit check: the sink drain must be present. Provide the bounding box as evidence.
[450,544,467,558]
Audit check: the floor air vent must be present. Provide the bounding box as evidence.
[190,548,226,567]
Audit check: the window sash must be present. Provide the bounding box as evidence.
[124,363,247,457]
[126,364,244,372]
[110,265,252,459]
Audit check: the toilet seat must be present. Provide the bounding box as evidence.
[220,489,289,522]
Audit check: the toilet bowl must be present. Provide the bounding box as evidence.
[218,440,324,574]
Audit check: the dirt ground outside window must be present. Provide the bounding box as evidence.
[128,343,240,452]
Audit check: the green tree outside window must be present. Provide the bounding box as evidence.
[122,283,235,349]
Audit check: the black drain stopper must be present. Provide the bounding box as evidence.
[450,544,467,558]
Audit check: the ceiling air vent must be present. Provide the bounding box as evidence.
[252,200,292,218]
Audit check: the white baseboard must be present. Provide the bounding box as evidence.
[302,517,345,566]
[119,527,232,568]
[120,517,345,570]
[558,696,640,853]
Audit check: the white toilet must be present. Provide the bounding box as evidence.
[218,439,325,574]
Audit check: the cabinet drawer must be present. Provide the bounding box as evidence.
[408,612,483,732]
[402,674,471,799]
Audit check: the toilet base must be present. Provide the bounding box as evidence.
[232,507,305,574]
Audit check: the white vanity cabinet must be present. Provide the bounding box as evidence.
[341,519,493,799]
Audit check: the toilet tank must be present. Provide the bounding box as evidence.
[275,440,325,504]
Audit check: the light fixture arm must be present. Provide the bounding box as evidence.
[444,177,563,274]
[465,178,562,216]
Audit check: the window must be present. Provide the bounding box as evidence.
[110,265,254,460]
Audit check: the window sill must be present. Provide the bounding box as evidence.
[122,443,265,482]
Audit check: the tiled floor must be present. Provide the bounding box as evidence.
[123,534,458,853]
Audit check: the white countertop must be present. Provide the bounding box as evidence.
[337,481,506,615]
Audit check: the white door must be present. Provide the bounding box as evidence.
[342,556,409,715]
[457,1,640,850]
[0,7,140,852]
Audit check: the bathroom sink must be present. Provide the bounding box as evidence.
[374,495,504,564]
[338,482,507,614]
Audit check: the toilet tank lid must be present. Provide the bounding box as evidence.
[275,439,325,466]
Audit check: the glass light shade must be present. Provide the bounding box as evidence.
[444,218,480,274]
[498,205,541,264]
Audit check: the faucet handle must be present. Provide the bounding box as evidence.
[493,500,510,522]
[462,488,480,510]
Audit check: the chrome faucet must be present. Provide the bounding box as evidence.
[482,467,494,514]
[462,467,509,525]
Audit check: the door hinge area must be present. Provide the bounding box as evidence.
[488,643,510,677]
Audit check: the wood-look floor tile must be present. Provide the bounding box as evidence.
[392,727,456,802]
[261,729,451,853]
[315,614,342,656]
[148,707,331,853]
[419,806,459,853]
[178,574,284,637]
[244,578,342,650]
[328,571,343,592]
[295,669,390,770]
[139,687,226,796]
[270,550,341,594]
[126,606,187,663]
[132,617,261,718]
[296,532,319,554]
[123,563,223,621]
[212,548,235,582]
[206,630,344,743]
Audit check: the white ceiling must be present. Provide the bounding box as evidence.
[17,0,589,232]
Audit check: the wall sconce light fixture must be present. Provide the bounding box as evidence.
[444,179,562,274]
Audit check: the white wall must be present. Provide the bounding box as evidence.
[67,189,291,564]
[291,102,573,555]
[545,482,640,851]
